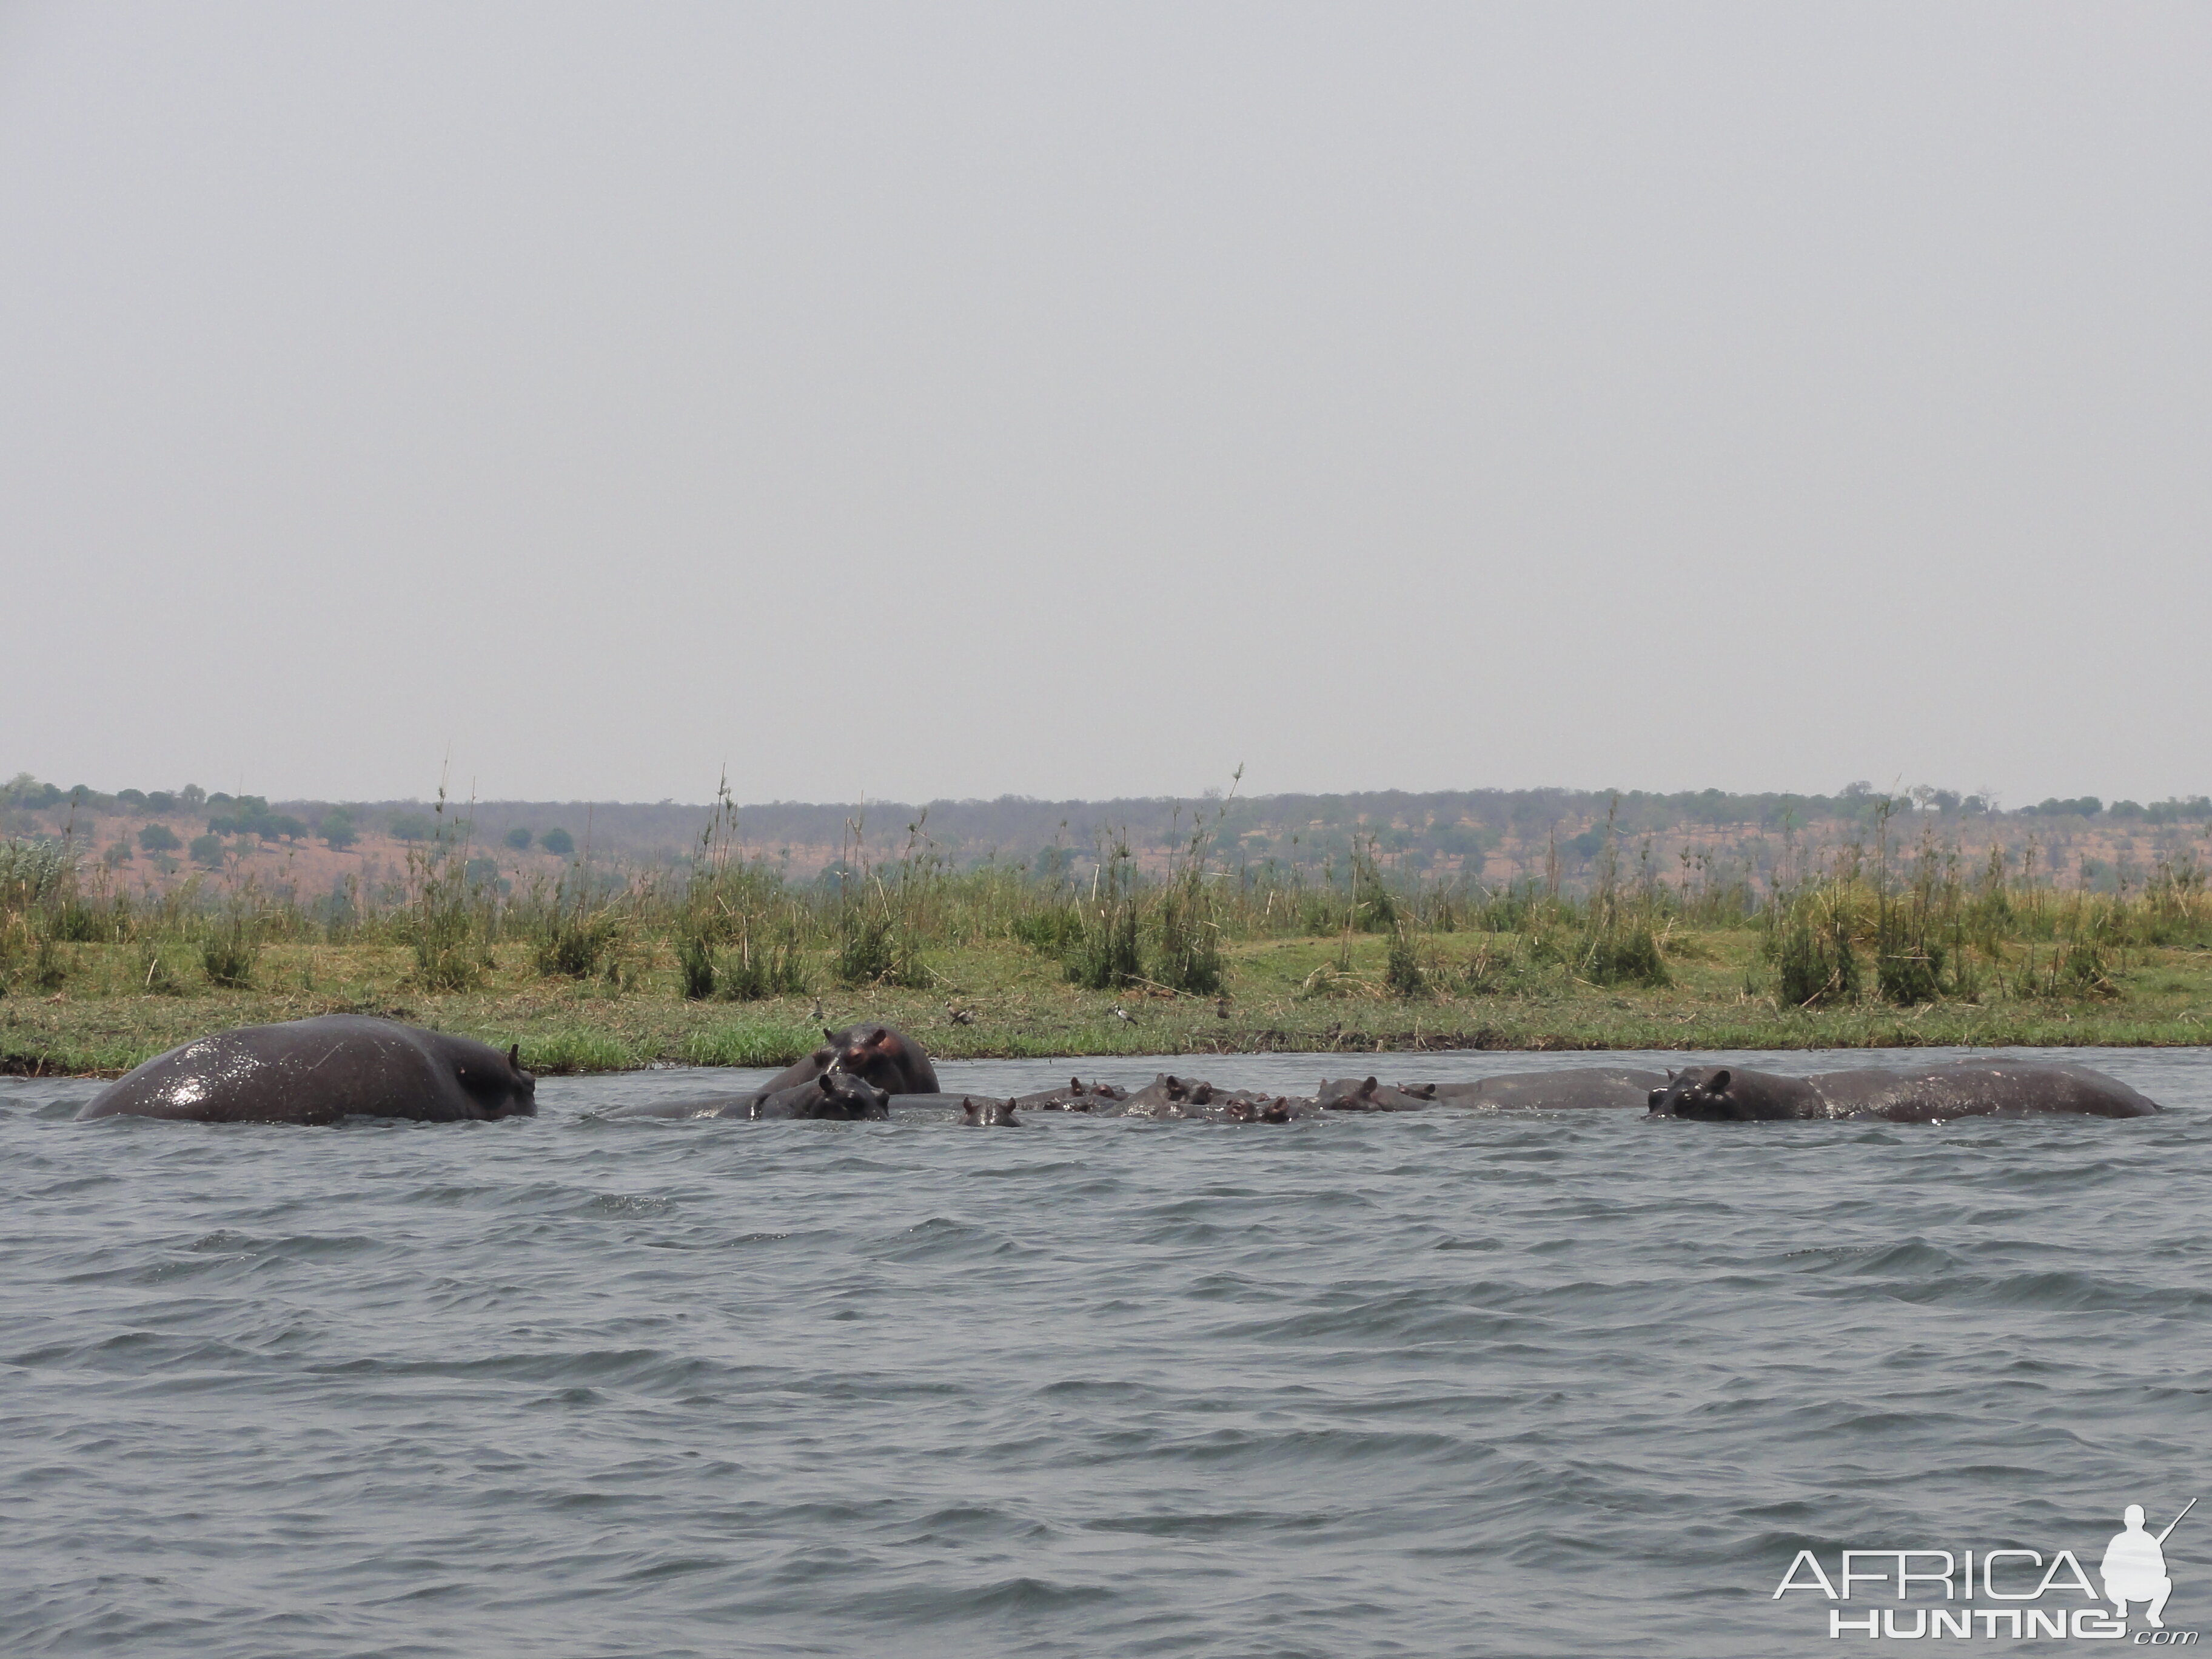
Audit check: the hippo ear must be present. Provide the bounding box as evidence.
[817,1073,836,1094]
[508,1043,521,1071]
[823,1027,836,1042]
[1707,1068,1732,1091]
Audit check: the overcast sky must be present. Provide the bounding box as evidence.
[4,3,2207,808]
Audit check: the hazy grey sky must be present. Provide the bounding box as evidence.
[5,3,2207,807]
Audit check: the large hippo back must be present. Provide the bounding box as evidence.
[1650,1060,2162,1122]
[76,1016,537,1125]
[1806,1061,2161,1122]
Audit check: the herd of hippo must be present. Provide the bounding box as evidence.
[71,1015,2169,1128]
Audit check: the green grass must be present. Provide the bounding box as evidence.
[8,928,2212,1076]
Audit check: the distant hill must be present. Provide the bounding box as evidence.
[8,775,2208,898]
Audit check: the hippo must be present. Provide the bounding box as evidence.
[763,1024,940,1096]
[75,1015,537,1126]
[749,1071,891,1120]
[1213,1094,1316,1124]
[1091,1076,1321,1121]
[1118,1073,1233,1114]
[1111,1074,1221,1118]
[1647,1061,2161,1123]
[1013,1077,1128,1113]
[1316,1077,1436,1113]
[960,1098,1021,1127]
[592,1071,893,1121]
[1413,1067,1675,1111]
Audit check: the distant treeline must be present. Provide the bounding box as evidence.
[7,772,2211,878]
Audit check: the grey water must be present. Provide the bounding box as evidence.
[3,1047,2208,1658]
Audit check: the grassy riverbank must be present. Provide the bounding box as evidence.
[10,796,2212,1074]
[8,930,2212,1077]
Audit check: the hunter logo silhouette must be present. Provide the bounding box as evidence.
[2103,1498,2193,1629]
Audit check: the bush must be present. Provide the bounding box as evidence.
[1384,926,1427,997]
[201,917,258,988]
[535,911,619,979]
[1350,837,1398,931]
[720,930,808,1000]
[138,823,182,853]
[1010,906,1085,955]
[675,931,716,999]
[1775,912,1858,1008]
[1876,943,1946,1006]
[320,808,357,849]
[53,899,124,943]
[1583,922,1669,988]
[189,834,227,868]
[1155,888,1223,996]
[540,827,575,857]
[504,826,533,851]
[389,813,438,842]
[832,910,925,987]
[1067,906,1141,990]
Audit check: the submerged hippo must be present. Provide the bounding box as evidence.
[1647,1061,2161,1123]
[1013,1077,1128,1112]
[763,1024,940,1096]
[592,1071,893,1121]
[1094,1075,1319,1121]
[1413,1068,1675,1111]
[1316,1077,1436,1112]
[76,1016,537,1126]
[960,1098,1021,1127]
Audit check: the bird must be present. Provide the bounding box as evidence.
[1110,1005,1134,1024]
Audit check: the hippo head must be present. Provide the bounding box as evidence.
[960,1098,1018,1127]
[816,1070,891,1120]
[1647,1067,1767,1121]
[823,1025,914,1092]
[457,1042,537,1119]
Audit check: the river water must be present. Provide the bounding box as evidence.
[3,1046,2207,1657]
